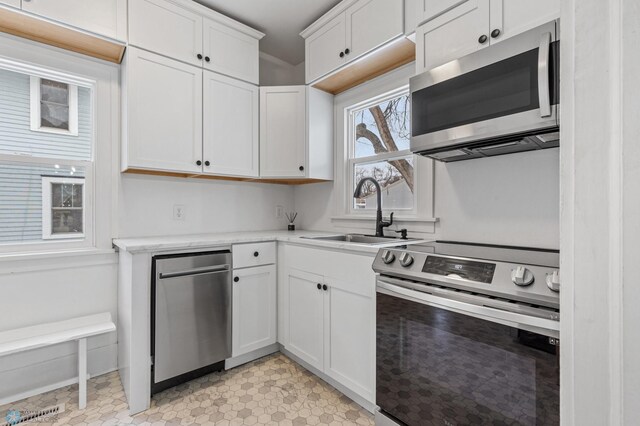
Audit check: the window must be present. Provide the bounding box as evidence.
[30,76,79,135]
[42,176,85,239]
[0,65,93,248]
[348,88,415,213]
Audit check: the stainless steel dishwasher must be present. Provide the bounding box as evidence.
[151,250,232,394]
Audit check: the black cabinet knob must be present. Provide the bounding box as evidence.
[491,29,501,38]
[197,53,203,60]
[234,276,239,282]
[196,160,202,166]
[205,56,210,62]
[299,166,304,171]
[345,48,350,55]
[317,283,322,290]
[204,160,210,166]
[322,284,328,291]
[339,51,345,58]
[253,251,259,257]
[478,34,488,44]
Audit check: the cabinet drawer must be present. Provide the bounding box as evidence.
[233,242,276,269]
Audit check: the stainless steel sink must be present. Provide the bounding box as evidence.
[301,234,419,245]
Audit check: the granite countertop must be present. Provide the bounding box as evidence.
[113,230,429,254]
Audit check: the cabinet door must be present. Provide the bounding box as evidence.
[125,48,203,173]
[415,0,489,73]
[0,0,19,8]
[324,278,375,402]
[259,86,306,178]
[416,0,468,25]
[203,72,258,177]
[21,0,126,40]
[203,18,259,84]
[344,0,403,61]
[489,0,560,44]
[129,0,203,67]
[232,265,276,357]
[305,13,346,83]
[287,269,324,370]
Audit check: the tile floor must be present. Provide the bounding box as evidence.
[1,353,374,426]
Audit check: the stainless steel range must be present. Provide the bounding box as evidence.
[373,241,560,426]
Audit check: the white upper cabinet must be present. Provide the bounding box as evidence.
[128,0,263,84]
[14,0,126,40]
[345,0,404,59]
[203,71,259,178]
[260,86,334,180]
[232,265,277,358]
[416,0,489,72]
[123,48,203,173]
[260,86,306,178]
[416,0,559,73]
[203,18,259,85]
[416,0,468,25]
[0,0,19,8]
[129,0,203,67]
[306,14,346,84]
[489,0,560,44]
[302,0,404,84]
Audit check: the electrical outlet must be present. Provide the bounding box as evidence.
[173,204,185,221]
[276,205,285,219]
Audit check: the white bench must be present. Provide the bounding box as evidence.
[0,313,116,409]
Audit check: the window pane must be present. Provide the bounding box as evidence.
[0,68,91,160]
[0,161,85,244]
[353,93,411,158]
[40,79,69,105]
[354,156,414,210]
[51,209,83,235]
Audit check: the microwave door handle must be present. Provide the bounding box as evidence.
[538,32,552,118]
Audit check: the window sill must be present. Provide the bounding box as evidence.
[331,215,438,223]
[0,247,115,262]
[0,248,117,275]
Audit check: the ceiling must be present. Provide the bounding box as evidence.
[194,0,342,65]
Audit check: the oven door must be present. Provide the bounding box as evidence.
[376,278,559,426]
[410,20,559,154]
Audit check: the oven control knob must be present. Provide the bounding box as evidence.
[511,266,534,286]
[546,270,560,292]
[399,252,414,267]
[381,250,395,264]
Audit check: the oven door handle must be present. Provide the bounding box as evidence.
[538,31,552,118]
[377,279,559,335]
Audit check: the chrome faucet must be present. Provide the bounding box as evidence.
[353,177,393,237]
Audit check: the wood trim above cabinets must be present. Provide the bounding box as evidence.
[0,6,125,64]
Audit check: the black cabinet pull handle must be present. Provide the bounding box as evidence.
[253,251,259,257]
[196,160,202,166]
[205,56,210,62]
[344,48,350,55]
[197,53,203,60]
[299,166,304,171]
[491,29,501,38]
[323,284,328,291]
[317,283,322,290]
[339,51,344,58]
[204,160,210,166]
[478,34,488,44]
[234,276,239,282]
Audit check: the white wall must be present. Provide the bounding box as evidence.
[259,52,304,86]
[118,174,294,238]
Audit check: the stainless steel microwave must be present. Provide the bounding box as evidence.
[410,20,560,162]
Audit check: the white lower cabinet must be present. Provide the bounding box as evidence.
[281,245,375,404]
[232,264,277,357]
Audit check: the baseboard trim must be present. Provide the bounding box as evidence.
[224,343,280,370]
[0,367,116,407]
[280,346,376,413]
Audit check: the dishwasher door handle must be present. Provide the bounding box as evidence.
[159,264,230,280]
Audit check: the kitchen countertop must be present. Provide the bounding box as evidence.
[113,230,429,254]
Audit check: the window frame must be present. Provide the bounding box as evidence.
[42,175,87,240]
[346,86,416,215]
[30,76,79,136]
